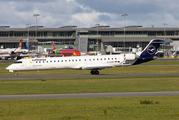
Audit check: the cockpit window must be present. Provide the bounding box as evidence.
[14,61,22,64]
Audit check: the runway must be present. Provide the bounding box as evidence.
[1,73,179,80]
[0,91,179,100]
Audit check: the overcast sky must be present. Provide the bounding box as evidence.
[0,0,179,28]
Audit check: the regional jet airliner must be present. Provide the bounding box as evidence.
[6,39,168,75]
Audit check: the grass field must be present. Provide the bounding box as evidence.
[0,61,179,119]
[0,96,179,120]
[0,76,179,95]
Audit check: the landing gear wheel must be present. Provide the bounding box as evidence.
[90,70,99,75]
[95,71,99,75]
[90,70,95,75]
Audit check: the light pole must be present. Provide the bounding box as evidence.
[163,23,167,57]
[26,24,31,51]
[122,14,128,55]
[33,14,40,41]
[95,23,100,52]
[163,23,167,40]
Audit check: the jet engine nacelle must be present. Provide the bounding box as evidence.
[11,51,15,54]
[125,54,139,60]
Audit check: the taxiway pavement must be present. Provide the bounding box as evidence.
[0,91,179,100]
[1,73,179,81]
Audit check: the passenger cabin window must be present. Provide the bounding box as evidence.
[58,60,59,62]
[104,58,106,60]
[115,58,117,60]
[65,60,67,62]
[101,58,102,60]
[79,59,81,61]
[61,60,63,62]
[54,60,56,62]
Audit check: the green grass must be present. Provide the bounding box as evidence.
[1,65,179,76]
[0,96,179,120]
[1,61,179,119]
[0,63,11,67]
[0,76,179,95]
[145,61,179,64]
[142,60,179,65]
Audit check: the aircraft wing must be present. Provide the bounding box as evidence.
[82,65,114,70]
[0,54,11,57]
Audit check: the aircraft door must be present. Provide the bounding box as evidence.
[24,60,31,68]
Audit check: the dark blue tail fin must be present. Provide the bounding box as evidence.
[133,39,169,65]
[25,40,28,49]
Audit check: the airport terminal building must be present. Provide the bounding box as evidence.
[0,25,178,55]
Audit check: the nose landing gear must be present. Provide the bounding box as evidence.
[90,70,99,75]
[15,71,18,76]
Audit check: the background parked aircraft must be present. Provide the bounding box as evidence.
[49,41,81,56]
[0,39,23,60]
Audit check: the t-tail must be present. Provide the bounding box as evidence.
[52,41,56,50]
[133,39,169,65]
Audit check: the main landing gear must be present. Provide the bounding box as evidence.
[90,70,99,75]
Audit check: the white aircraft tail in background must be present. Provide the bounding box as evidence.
[6,39,169,75]
[0,39,23,60]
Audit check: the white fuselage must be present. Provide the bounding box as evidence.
[6,54,138,72]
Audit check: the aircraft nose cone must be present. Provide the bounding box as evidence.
[6,65,13,70]
[6,65,14,72]
[6,66,10,70]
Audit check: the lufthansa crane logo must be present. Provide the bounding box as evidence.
[147,45,156,55]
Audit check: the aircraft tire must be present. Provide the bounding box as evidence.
[91,70,99,75]
[95,71,99,75]
[90,70,95,75]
